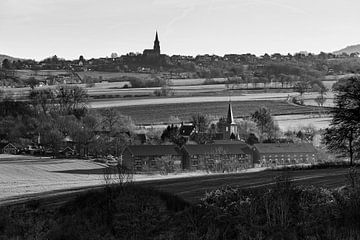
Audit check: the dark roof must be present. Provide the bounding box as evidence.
[254,143,316,154]
[213,140,246,145]
[179,124,195,136]
[125,145,181,157]
[134,134,147,143]
[1,142,22,149]
[212,141,252,154]
[183,144,247,155]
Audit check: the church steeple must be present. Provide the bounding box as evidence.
[227,102,234,124]
[225,101,238,140]
[153,31,160,54]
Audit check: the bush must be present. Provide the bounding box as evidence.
[128,77,166,88]
[178,174,359,239]
[153,85,175,97]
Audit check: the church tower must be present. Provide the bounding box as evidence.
[153,31,160,54]
[225,102,238,140]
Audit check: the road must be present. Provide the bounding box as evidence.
[0,168,350,208]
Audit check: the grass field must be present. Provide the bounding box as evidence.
[0,155,248,203]
[107,100,326,124]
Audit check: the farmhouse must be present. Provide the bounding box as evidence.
[253,143,317,167]
[1,143,19,155]
[182,144,253,171]
[121,145,183,171]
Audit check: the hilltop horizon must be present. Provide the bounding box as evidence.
[2,0,360,61]
[1,43,355,62]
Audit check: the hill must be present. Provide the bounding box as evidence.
[0,54,23,63]
[334,44,360,55]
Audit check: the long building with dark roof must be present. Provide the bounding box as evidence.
[253,143,317,166]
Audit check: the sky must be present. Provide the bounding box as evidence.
[1,0,360,60]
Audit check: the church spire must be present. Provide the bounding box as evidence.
[155,31,159,42]
[227,102,234,124]
[153,31,160,54]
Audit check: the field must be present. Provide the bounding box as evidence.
[0,154,351,206]
[97,100,326,124]
[0,154,242,204]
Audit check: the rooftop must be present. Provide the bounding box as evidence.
[125,145,181,156]
[254,143,316,154]
[183,144,248,155]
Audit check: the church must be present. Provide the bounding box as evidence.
[143,31,161,58]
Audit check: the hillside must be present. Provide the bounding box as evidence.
[334,44,360,55]
[0,54,22,63]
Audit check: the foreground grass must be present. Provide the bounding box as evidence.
[1,168,360,240]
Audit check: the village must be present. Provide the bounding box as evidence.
[1,100,319,174]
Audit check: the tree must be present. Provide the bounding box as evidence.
[29,88,55,115]
[191,114,210,133]
[293,81,309,97]
[323,77,360,165]
[161,124,186,146]
[251,107,279,141]
[55,85,88,118]
[25,77,38,89]
[100,108,121,132]
[314,95,327,108]
[1,59,12,69]
[246,133,259,145]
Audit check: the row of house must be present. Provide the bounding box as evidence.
[121,142,317,172]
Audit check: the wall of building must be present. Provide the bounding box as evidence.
[187,153,252,172]
[258,152,316,167]
[123,153,183,172]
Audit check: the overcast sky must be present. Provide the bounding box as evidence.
[1,0,360,60]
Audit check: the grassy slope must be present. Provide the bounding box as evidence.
[0,155,106,200]
[0,167,357,239]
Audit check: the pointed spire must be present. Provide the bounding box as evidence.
[227,102,234,124]
[155,31,159,42]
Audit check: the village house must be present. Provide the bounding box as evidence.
[253,143,317,167]
[1,143,19,155]
[179,123,196,141]
[182,144,253,171]
[121,145,183,172]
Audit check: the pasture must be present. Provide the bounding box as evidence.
[104,100,326,124]
[0,155,233,203]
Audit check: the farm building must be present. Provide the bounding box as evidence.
[182,144,253,171]
[1,143,19,154]
[253,143,317,167]
[121,145,183,172]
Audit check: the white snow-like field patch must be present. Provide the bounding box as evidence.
[0,155,267,201]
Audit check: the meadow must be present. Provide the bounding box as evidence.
[107,100,326,124]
